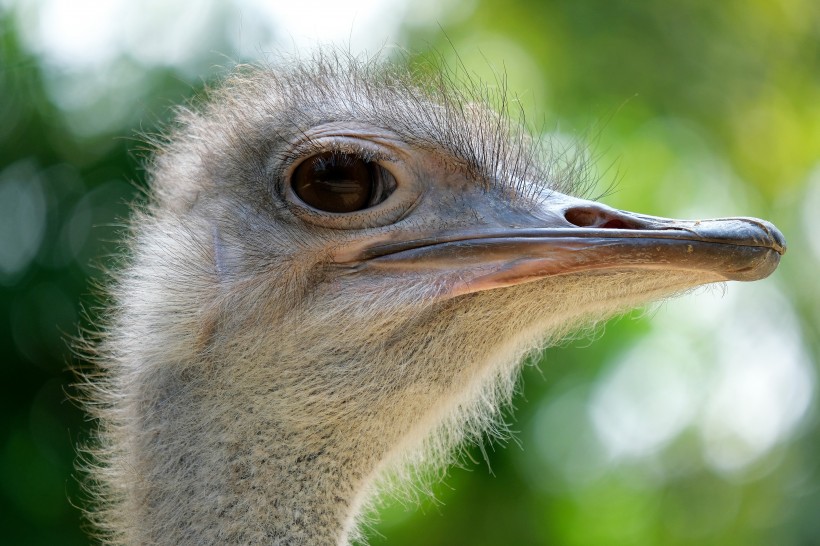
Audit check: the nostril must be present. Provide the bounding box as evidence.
[564,207,641,229]
[564,208,599,228]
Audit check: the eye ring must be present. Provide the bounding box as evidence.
[282,143,418,230]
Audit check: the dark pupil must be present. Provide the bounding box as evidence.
[292,152,373,213]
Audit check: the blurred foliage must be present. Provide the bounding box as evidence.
[1,1,818,545]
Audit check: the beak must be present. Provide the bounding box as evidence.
[346,196,786,299]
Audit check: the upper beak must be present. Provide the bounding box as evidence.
[344,196,786,298]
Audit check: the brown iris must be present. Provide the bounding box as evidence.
[292,152,376,213]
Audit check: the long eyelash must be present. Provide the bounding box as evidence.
[274,139,392,180]
[313,150,366,171]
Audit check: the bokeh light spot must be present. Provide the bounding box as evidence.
[0,161,46,285]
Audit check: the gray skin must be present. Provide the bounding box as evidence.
[81,54,785,545]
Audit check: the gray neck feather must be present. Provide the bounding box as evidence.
[125,359,379,545]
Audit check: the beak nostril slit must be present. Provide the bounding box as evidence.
[564,207,640,230]
[600,219,632,229]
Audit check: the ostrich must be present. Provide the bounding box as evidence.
[81,54,785,545]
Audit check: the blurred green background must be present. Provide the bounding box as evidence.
[1,0,818,544]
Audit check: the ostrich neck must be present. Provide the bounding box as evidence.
[126,360,381,545]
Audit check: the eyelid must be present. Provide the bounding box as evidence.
[277,136,420,229]
[280,136,398,172]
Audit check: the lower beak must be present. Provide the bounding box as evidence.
[353,212,786,298]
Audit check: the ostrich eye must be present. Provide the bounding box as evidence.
[292,151,388,213]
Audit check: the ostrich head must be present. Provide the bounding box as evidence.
[84,53,785,545]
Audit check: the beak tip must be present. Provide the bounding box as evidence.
[748,217,787,255]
